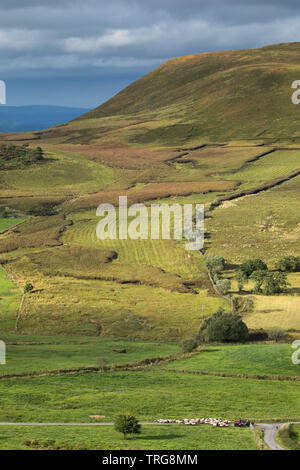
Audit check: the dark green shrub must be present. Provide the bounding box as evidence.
[204,253,225,275]
[275,256,300,272]
[197,308,249,343]
[181,337,198,353]
[215,278,231,295]
[240,259,267,278]
[233,297,254,313]
[114,413,141,440]
[262,272,289,295]
[235,269,248,292]
[248,329,269,342]
[24,282,34,293]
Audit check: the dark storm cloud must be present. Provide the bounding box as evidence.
[1,1,300,105]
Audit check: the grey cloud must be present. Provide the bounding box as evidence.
[1,0,300,76]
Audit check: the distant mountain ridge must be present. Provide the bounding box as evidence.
[0,105,89,132]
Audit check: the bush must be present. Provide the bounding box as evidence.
[114,413,141,440]
[232,297,254,313]
[215,278,231,295]
[197,308,249,343]
[28,204,57,216]
[209,199,221,210]
[267,327,287,342]
[240,259,267,278]
[0,144,44,170]
[248,329,269,342]
[275,256,300,272]
[24,282,33,293]
[250,270,268,293]
[181,337,198,353]
[204,254,225,275]
[262,272,289,295]
[0,206,10,218]
[235,269,248,292]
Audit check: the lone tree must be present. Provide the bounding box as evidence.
[262,272,289,295]
[235,269,248,292]
[24,282,33,294]
[250,270,267,294]
[204,254,225,279]
[114,413,141,440]
[215,278,231,295]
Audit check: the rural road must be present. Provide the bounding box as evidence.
[256,422,300,450]
[256,423,285,450]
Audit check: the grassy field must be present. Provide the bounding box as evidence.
[0,267,21,330]
[0,218,25,232]
[2,42,300,450]
[0,205,228,339]
[277,423,300,450]
[9,275,225,339]
[0,424,258,450]
[0,148,118,197]
[0,334,179,376]
[222,150,300,189]
[158,344,300,377]
[206,174,300,264]
[0,370,299,423]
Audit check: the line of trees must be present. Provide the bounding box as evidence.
[204,253,231,295]
[235,258,290,295]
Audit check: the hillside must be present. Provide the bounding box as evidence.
[1,43,300,339]
[5,42,299,148]
[73,42,300,145]
[1,42,300,451]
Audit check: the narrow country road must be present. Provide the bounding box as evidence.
[256,422,300,450]
[256,423,285,450]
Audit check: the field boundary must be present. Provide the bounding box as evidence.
[216,168,300,207]
[156,367,300,382]
[0,350,201,380]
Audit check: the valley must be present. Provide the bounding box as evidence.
[1,42,300,450]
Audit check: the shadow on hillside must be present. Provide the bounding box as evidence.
[287,287,300,295]
[201,348,220,353]
[256,309,284,314]
[224,263,239,270]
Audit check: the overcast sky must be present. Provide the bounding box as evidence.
[1,0,300,107]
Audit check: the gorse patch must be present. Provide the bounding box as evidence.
[0,144,44,170]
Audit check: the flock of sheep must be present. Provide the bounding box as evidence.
[154,418,231,427]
